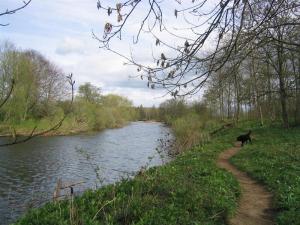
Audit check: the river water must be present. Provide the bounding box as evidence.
[0,122,172,224]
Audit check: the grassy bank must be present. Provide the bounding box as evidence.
[0,118,131,137]
[13,121,300,225]
[15,128,240,225]
[231,125,300,225]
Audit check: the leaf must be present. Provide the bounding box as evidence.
[97,1,101,10]
[116,3,122,12]
[155,39,160,46]
[107,7,112,16]
[117,14,123,22]
[104,23,112,33]
[185,40,189,48]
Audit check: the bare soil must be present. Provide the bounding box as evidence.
[217,144,275,225]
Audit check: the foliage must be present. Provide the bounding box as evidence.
[171,113,210,154]
[158,99,219,154]
[0,42,67,124]
[0,42,138,136]
[71,95,137,132]
[159,98,188,124]
[136,105,159,121]
[78,82,101,104]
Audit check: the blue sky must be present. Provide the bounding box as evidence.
[0,0,212,106]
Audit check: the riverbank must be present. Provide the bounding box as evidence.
[14,125,241,225]
[14,122,300,225]
[0,119,133,138]
[0,120,164,138]
[0,122,171,225]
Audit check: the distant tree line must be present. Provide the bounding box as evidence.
[0,42,138,137]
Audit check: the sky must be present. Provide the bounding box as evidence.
[0,0,208,106]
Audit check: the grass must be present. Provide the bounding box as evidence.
[231,125,300,225]
[13,120,300,225]
[14,129,240,225]
[168,112,219,154]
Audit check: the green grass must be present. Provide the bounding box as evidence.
[14,121,300,225]
[231,125,300,225]
[15,130,240,225]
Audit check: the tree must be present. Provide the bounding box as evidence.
[95,0,299,95]
[0,42,75,146]
[101,94,132,107]
[0,1,74,146]
[95,0,299,127]
[78,82,101,104]
[0,0,31,26]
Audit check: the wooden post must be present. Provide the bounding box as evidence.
[53,178,62,202]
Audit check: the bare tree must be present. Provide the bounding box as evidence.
[94,0,299,127]
[0,0,32,26]
[94,0,300,97]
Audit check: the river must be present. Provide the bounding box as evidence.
[0,122,172,224]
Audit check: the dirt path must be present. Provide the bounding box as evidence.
[217,145,275,225]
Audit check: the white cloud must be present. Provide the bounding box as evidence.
[0,0,209,107]
[56,37,86,55]
[102,87,171,107]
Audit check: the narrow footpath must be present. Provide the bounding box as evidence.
[217,145,275,225]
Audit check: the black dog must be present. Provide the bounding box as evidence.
[237,130,252,146]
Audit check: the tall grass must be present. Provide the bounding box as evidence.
[169,112,220,154]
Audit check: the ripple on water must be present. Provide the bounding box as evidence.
[0,122,172,225]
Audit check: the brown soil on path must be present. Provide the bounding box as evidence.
[217,144,275,225]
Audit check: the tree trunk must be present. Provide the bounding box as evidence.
[221,87,224,120]
[296,56,300,125]
[277,40,289,128]
[227,82,231,119]
[252,71,264,126]
[266,56,276,121]
[234,68,240,122]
